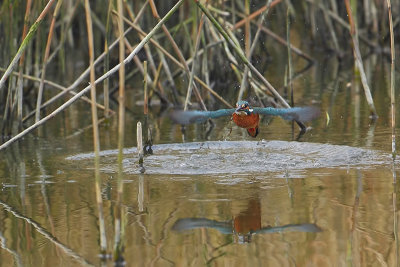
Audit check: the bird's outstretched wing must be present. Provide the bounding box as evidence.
[253,106,320,122]
[171,218,232,234]
[170,109,234,124]
[254,223,322,234]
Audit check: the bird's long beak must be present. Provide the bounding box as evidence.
[235,106,244,112]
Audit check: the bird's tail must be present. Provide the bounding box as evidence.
[246,127,259,137]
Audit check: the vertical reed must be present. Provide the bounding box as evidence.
[84,0,107,255]
[244,0,251,58]
[35,0,63,123]
[144,61,148,117]
[103,0,113,118]
[286,7,295,138]
[286,7,293,107]
[344,0,378,118]
[117,0,126,166]
[143,61,153,155]
[114,0,126,263]
[137,122,145,173]
[16,0,33,129]
[386,0,396,158]
[392,163,398,265]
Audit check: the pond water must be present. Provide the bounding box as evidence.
[1,34,400,267]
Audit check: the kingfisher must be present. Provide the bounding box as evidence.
[170,100,320,137]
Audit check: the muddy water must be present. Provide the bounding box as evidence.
[1,55,400,266]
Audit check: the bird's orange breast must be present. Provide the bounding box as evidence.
[232,113,259,129]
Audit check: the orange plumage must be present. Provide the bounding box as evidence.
[232,102,260,137]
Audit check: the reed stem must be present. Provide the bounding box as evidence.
[121,15,231,108]
[103,0,113,118]
[387,0,396,158]
[149,0,207,111]
[0,0,185,151]
[196,0,306,130]
[238,0,273,102]
[114,0,126,262]
[84,0,107,254]
[137,122,145,173]
[184,14,205,111]
[344,0,378,118]
[35,0,63,123]
[16,0,33,129]
[0,0,56,91]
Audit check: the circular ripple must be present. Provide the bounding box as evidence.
[66,140,392,175]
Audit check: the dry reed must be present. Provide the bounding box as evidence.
[84,0,107,255]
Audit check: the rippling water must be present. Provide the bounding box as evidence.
[67,140,392,175]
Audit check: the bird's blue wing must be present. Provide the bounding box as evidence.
[254,223,322,234]
[171,218,232,234]
[253,106,320,122]
[170,109,234,124]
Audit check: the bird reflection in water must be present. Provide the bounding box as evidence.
[172,199,321,244]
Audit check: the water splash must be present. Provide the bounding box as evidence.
[66,140,392,175]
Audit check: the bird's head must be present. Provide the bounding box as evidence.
[235,100,253,115]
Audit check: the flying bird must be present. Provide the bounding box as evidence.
[170,100,320,137]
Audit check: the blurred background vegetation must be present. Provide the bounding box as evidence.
[0,0,398,140]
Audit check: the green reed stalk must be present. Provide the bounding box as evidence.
[0,0,185,151]
[0,0,55,92]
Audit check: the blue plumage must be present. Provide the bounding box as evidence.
[252,106,320,122]
[170,109,234,124]
[170,104,319,125]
